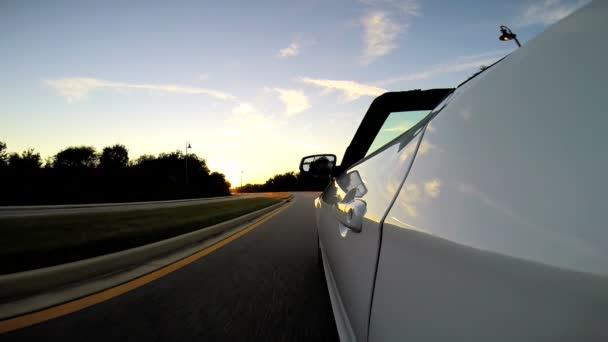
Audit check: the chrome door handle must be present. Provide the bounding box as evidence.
[335,198,367,233]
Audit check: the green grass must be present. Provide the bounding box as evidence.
[0,197,281,274]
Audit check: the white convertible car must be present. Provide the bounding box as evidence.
[300,1,607,341]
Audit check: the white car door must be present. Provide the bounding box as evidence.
[315,90,451,342]
[369,2,608,340]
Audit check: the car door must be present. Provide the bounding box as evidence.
[369,3,608,340]
[316,90,451,342]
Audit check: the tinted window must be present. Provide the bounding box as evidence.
[365,110,429,157]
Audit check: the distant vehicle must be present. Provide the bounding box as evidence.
[300,2,608,341]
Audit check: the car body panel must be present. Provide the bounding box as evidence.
[369,1,608,340]
[318,239,357,342]
[370,222,608,341]
[317,126,424,342]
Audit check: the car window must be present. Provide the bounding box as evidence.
[365,110,430,157]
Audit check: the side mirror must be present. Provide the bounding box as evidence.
[299,154,337,177]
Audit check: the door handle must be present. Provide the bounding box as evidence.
[335,197,367,233]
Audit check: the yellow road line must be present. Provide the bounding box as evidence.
[0,200,294,334]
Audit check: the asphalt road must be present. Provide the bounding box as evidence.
[0,194,268,218]
[2,192,339,341]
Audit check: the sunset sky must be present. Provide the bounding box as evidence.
[0,0,588,186]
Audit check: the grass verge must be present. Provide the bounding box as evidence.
[0,197,282,274]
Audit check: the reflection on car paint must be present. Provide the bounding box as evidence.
[317,123,426,342]
[384,17,608,276]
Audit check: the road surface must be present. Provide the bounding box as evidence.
[1,192,339,341]
[0,193,269,218]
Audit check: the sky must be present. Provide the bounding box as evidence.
[0,0,590,186]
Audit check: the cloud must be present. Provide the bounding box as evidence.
[400,183,421,218]
[359,0,420,16]
[456,182,520,221]
[359,0,419,64]
[383,125,413,132]
[376,52,507,86]
[228,102,276,130]
[361,12,403,64]
[455,49,513,61]
[417,141,435,156]
[272,88,311,116]
[45,77,236,103]
[300,50,508,104]
[518,0,589,27]
[300,77,386,102]
[424,179,441,198]
[277,43,300,58]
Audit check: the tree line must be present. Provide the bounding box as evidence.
[236,171,330,193]
[0,141,231,205]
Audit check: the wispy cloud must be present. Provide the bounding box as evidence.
[424,179,441,198]
[518,0,589,27]
[272,88,311,116]
[376,51,507,86]
[361,12,402,64]
[359,0,420,16]
[277,43,300,58]
[455,49,513,61]
[301,50,508,102]
[359,0,419,64]
[228,102,276,130]
[301,77,386,102]
[383,124,416,132]
[45,77,236,103]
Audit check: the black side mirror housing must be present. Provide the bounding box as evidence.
[299,154,337,177]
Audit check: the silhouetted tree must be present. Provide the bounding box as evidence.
[207,172,231,196]
[264,172,298,191]
[238,183,263,192]
[8,148,42,170]
[136,151,210,180]
[54,146,98,168]
[0,142,234,205]
[100,144,129,169]
[43,157,54,169]
[188,154,210,176]
[135,154,156,165]
[0,141,7,169]
[236,171,329,193]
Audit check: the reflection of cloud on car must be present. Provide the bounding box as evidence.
[298,2,608,340]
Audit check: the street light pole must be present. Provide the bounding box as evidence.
[185,142,191,190]
[499,25,521,47]
[240,170,244,188]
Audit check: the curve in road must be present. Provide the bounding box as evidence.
[1,192,338,341]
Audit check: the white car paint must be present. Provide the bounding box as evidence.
[317,122,424,342]
[316,1,608,341]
